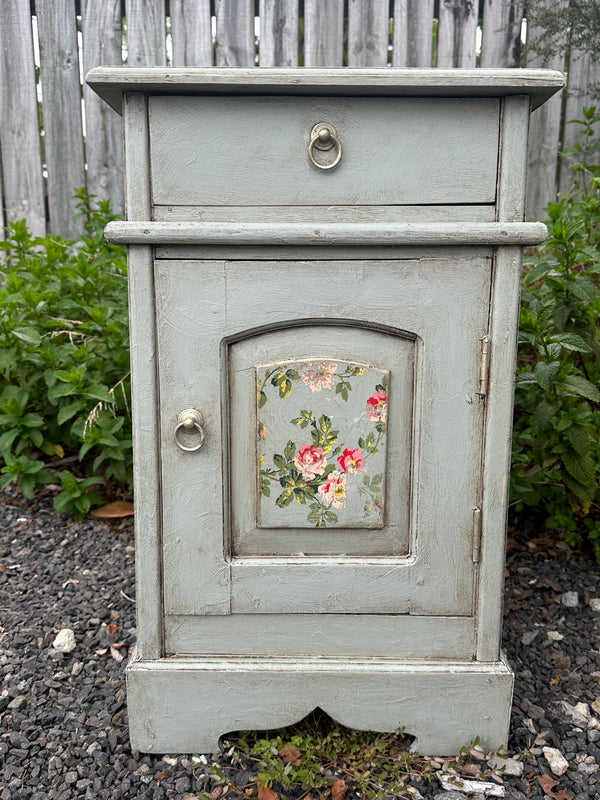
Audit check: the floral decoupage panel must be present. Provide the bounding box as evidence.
[257,360,389,529]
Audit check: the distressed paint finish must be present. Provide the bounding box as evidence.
[87,67,564,113]
[127,653,515,755]
[81,0,124,213]
[85,69,564,755]
[122,93,163,660]
[0,2,45,235]
[105,221,548,247]
[164,614,477,658]
[155,255,490,617]
[148,96,500,206]
[36,0,86,237]
[477,96,531,663]
[259,0,299,67]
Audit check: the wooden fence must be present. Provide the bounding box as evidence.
[0,0,598,239]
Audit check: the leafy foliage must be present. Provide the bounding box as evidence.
[511,107,600,559]
[0,191,131,518]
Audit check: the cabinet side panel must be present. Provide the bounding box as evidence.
[123,93,163,658]
[478,96,530,661]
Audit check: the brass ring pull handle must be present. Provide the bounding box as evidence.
[174,409,206,452]
[308,123,342,170]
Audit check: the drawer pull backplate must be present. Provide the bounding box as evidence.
[308,122,342,170]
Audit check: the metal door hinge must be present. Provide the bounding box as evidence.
[478,336,490,397]
[472,507,482,563]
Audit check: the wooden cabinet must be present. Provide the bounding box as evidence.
[87,67,563,755]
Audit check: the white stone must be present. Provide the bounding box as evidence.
[547,630,564,641]
[589,598,600,611]
[486,754,524,776]
[543,747,569,776]
[52,628,76,653]
[561,591,579,607]
[575,702,591,719]
[440,775,505,797]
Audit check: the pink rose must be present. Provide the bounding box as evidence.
[337,447,365,474]
[366,388,388,423]
[301,362,337,392]
[294,443,327,480]
[318,470,347,509]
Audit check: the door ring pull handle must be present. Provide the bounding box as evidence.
[308,123,342,170]
[174,409,206,452]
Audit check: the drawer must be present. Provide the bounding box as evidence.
[149,95,500,207]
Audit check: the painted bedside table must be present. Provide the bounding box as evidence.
[87,67,564,755]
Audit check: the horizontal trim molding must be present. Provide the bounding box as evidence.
[105,220,548,246]
[86,67,565,113]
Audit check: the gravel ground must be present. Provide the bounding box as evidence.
[1,488,599,800]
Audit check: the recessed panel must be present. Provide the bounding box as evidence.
[257,359,389,529]
[228,324,416,557]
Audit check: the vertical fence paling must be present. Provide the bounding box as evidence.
[0,1,596,235]
[259,0,299,67]
[1,1,45,237]
[171,0,213,67]
[81,0,124,215]
[304,0,344,67]
[347,0,390,68]
[36,0,86,238]
[215,0,255,67]
[437,0,479,68]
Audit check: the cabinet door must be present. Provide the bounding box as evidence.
[155,257,490,617]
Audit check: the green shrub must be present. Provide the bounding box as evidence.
[511,106,600,559]
[0,191,131,518]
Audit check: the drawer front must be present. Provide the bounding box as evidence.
[149,96,500,207]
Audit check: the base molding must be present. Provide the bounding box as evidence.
[126,651,514,755]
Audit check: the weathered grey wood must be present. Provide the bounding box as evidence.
[304,0,344,67]
[82,0,124,213]
[0,156,5,240]
[477,96,531,663]
[125,0,166,66]
[259,0,299,67]
[36,0,86,237]
[165,614,476,658]
[105,221,548,246]
[392,0,434,67]
[347,0,389,67]
[525,0,567,218]
[0,1,45,235]
[87,66,565,113]
[170,0,212,66]
[437,0,479,68]
[152,204,497,223]
[215,0,255,67]
[148,95,500,206]
[122,93,162,660]
[559,48,600,195]
[480,0,524,68]
[127,652,514,755]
